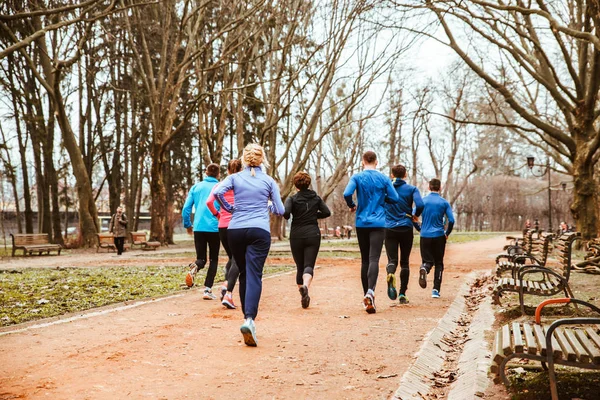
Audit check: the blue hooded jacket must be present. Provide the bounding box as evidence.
[343,169,400,228]
[385,178,424,229]
[182,176,220,232]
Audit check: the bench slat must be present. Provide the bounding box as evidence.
[574,329,599,364]
[554,327,577,361]
[565,328,590,363]
[502,324,512,356]
[584,328,600,364]
[533,324,547,356]
[512,322,524,353]
[493,329,505,364]
[523,323,537,354]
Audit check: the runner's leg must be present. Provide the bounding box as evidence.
[398,227,414,295]
[367,228,385,292]
[356,228,370,295]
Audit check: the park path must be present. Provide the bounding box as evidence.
[0,236,505,400]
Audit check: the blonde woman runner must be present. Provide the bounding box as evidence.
[214,144,285,346]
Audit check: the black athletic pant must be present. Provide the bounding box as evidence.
[219,227,239,292]
[356,227,385,295]
[385,227,414,295]
[114,237,125,255]
[420,235,446,292]
[193,231,221,289]
[290,236,321,285]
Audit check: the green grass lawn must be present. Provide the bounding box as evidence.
[0,264,294,327]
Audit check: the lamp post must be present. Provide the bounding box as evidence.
[527,156,553,232]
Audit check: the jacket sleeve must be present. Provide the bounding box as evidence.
[206,186,221,216]
[343,176,357,208]
[445,201,455,236]
[268,180,285,216]
[317,197,331,219]
[182,187,195,229]
[283,197,293,220]
[214,176,235,214]
[119,213,128,226]
[384,179,400,204]
[413,188,424,217]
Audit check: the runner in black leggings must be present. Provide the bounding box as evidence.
[284,172,331,308]
[207,159,243,309]
[384,165,423,304]
[343,151,399,314]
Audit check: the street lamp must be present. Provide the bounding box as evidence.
[527,156,553,232]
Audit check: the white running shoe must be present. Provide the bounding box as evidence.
[240,318,257,346]
[203,288,217,300]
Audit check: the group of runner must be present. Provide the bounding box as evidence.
[182,146,455,346]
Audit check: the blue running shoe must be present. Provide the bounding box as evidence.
[431,289,440,299]
[387,273,398,300]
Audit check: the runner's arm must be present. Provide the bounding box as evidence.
[445,202,455,237]
[206,186,221,218]
[214,176,235,214]
[268,180,285,216]
[182,190,195,229]
[283,197,293,220]
[413,188,424,217]
[317,197,331,219]
[343,177,357,208]
[384,179,400,204]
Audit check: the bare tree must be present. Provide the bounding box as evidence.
[391,0,600,239]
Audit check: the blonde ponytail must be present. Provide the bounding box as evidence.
[242,143,268,177]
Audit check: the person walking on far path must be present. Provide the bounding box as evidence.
[214,143,285,347]
[416,178,454,299]
[182,163,221,300]
[206,159,243,309]
[384,165,424,304]
[109,206,128,255]
[343,151,400,314]
[284,171,331,309]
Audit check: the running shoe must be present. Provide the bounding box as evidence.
[240,318,257,347]
[203,288,217,300]
[363,290,376,314]
[222,293,236,309]
[220,285,227,301]
[419,266,427,289]
[431,289,440,299]
[299,285,310,309]
[398,294,409,304]
[386,273,397,300]
[185,262,198,288]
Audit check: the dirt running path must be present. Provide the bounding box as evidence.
[0,237,505,400]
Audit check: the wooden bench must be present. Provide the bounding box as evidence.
[493,232,580,314]
[490,298,600,400]
[10,233,62,257]
[496,233,554,278]
[496,229,535,267]
[129,231,160,251]
[96,233,116,253]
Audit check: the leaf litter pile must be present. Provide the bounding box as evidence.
[0,264,294,327]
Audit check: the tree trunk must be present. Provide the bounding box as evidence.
[571,154,599,240]
[53,75,99,247]
[150,142,167,243]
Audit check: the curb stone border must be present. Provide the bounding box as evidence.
[393,271,493,400]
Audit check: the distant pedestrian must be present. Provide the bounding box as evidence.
[206,159,243,309]
[283,171,331,309]
[214,143,285,346]
[182,163,221,300]
[109,206,127,255]
[417,178,455,299]
[384,165,424,304]
[343,151,399,314]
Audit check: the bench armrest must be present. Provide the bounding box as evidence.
[517,266,563,282]
[535,298,600,324]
